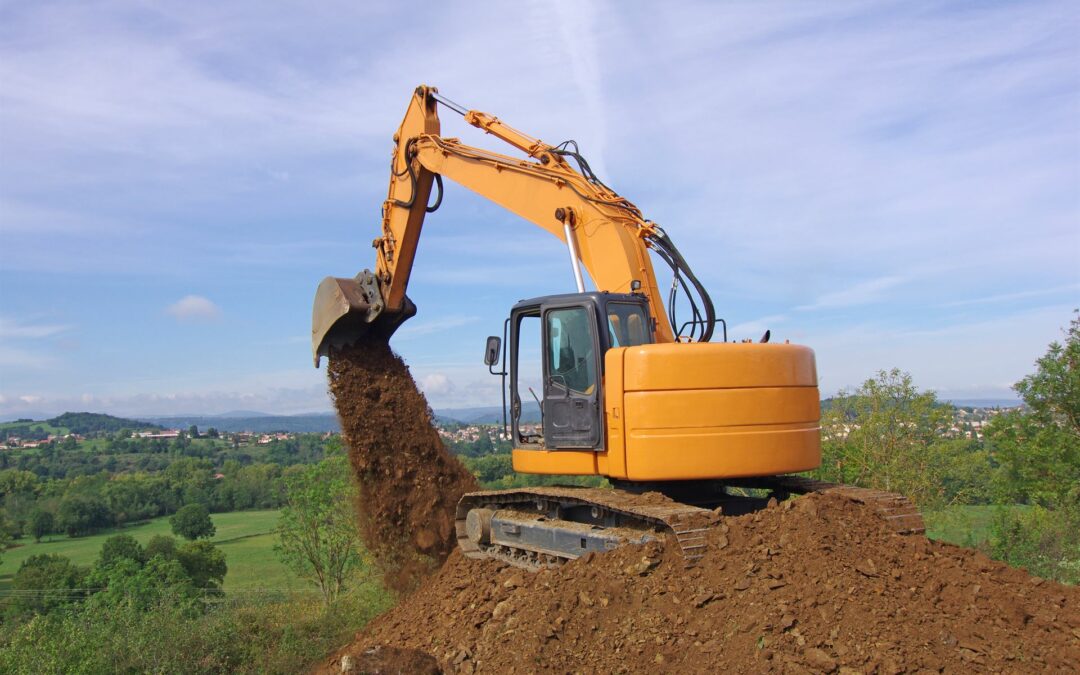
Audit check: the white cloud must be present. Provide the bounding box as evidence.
[395,315,479,340]
[420,373,453,397]
[797,276,907,311]
[166,295,222,321]
[0,345,57,369]
[728,314,786,339]
[0,316,71,338]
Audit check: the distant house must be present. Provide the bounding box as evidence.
[138,430,182,439]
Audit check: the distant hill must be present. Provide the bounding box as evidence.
[138,413,340,434]
[0,412,160,439]
[434,403,542,425]
[49,412,163,434]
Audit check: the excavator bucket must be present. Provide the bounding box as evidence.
[311,270,416,367]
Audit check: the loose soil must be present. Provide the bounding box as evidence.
[322,492,1080,673]
[328,339,478,594]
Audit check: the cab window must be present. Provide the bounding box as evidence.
[546,307,596,394]
[607,303,650,347]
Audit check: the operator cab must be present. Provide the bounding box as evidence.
[484,292,654,452]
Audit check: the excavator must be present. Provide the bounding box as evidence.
[312,86,923,569]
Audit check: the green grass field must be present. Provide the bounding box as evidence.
[0,510,312,592]
[924,504,1030,548]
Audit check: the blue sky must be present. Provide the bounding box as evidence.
[1,0,1077,418]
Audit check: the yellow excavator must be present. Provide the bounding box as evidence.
[313,86,923,568]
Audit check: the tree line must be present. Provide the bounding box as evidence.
[813,312,1079,583]
[0,434,339,546]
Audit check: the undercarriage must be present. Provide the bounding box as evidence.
[455,477,924,570]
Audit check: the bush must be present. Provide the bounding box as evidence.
[989,493,1080,585]
[0,581,392,674]
[7,554,86,616]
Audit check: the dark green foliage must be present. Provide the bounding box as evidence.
[144,534,179,560]
[29,510,55,542]
[57,494,112,536]
[176,539,228,589]
[99,534,144,566]
[8,554,87,615]
[85,556,200,613]
[0,582,391,675]
[170,503,216,540]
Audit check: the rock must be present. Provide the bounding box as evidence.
[803,647,838,673]
[492,600,513,620]
[503,574,524,589]
[855,559,878,577]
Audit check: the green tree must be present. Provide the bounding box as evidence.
[176,540,227,590]
[985,311,1080,583]
[813,369,964,508]
[29,510,55,543]
[85,555,199,613]
[170,503,216,540]
[100,534,145,567]
[9,554,87,615]
[988,311,1080,506]
[57,493,112,536]
[144,534,179,561]
[275,455,364,605]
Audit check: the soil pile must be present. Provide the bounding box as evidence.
[328,339,478,594]
[324,492,1080,673]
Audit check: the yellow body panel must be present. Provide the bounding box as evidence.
[512,342,822,481]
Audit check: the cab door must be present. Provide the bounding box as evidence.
[542,303,602,449]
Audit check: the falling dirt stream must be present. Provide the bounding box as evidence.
[328,338,478,594]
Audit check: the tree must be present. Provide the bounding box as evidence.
[10,554,87,615]
[58,494,112,536]
[814,369,967,509]
[144,534,179,561]
[988,311,1080,507]
[188,425,199,439]
[176,540,227,590]
[275,455,365,605]
[100,534,145,567]
[29,510,55,543]
[170,503,216,540]
[985,311,1080,583]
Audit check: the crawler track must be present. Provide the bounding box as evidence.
[455,477,924,570]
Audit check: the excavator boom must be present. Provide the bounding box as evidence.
[313,85,716,365]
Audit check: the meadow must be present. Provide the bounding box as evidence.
[0,509,312,592]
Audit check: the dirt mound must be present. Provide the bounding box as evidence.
[325,493,1080,673]
[329,339,478,594]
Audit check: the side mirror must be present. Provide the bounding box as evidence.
[483,335,501,366]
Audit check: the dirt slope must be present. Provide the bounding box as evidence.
[328,339,478,594]
[324,492,1080,674]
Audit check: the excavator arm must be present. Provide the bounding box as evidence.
[313,85,714,365]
